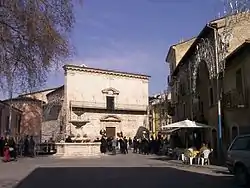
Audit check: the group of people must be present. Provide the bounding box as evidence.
[133,136,165,155]
[0,135,17,162]
[100,136,133,155]
[99,134,166,156]
[0,135,36,162]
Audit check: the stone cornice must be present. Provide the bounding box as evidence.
[63,64,150,80]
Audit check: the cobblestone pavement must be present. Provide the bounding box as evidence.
[0,153,237,188]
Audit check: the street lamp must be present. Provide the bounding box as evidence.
[191,0,250,163]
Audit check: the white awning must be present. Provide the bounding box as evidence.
[160,128,181,133]
[161,120,211,129]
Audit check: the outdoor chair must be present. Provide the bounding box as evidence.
[199,149,212,165]
[182,150,194,165]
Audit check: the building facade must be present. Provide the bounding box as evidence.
[63,65,149,140]
[148,92,172,137]
[166,15,250,148]
[166,38,196,123]
[223,41,250,143]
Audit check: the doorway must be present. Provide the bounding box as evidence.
[231,126,238,142]
[106,127,116,138]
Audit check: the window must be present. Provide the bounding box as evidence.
[230,136,250,151]
[236,69,243,93]
[106,96,115,110]
[209,87,214,106]
[44,105,62,121]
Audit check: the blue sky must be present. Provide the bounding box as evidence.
[43,0,224,95]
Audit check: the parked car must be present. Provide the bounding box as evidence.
[226,134,250,186]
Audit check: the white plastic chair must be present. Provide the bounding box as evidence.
[182,150,194,165]
[181,153,185,161]
[201,149,211,165]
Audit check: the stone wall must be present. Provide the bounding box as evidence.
[11,100,42,140]
[41,120,61,142]
[68,112,147,140]
[173,38,196,70]
[41,88,64,142]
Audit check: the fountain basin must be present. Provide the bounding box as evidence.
[54,142,101,158]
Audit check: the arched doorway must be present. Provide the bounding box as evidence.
[194,61,210,124]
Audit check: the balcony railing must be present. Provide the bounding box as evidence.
[223,89,248,109]
[70,100,147,111]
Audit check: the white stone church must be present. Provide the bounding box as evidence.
[41,64,150,141]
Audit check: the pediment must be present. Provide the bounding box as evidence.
[100,115,121,122]
[102,87,119,95]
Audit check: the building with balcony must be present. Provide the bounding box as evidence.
[166,15,250,148]
[166,38,196,123]
[223,40,250,142]
[63,64,150,140]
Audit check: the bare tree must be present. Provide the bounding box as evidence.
[0,0,77,96]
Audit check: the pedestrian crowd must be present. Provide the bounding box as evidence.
[0,135,38,162]
[99,133,166,156]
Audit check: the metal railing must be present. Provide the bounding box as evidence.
[16,143,56,157]
[70,100,147,111]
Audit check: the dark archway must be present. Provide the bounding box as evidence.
[191,38,216,95]
[231,126,238,141]
[193,60,210,124]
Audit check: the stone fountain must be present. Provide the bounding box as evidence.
[54,132,100,158]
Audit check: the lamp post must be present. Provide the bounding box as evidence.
[191,0,250,163]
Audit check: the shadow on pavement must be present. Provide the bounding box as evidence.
[149,156,173,161]
[15,167,235,188]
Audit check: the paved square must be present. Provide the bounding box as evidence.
[0,154,235,188]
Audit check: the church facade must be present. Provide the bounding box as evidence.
[63,64,150,140]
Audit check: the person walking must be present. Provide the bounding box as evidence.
[29,136,36,157]
[112,137,117,155]
[124,137,128,154]
[100,136,107,154]
[9,137,17,161]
